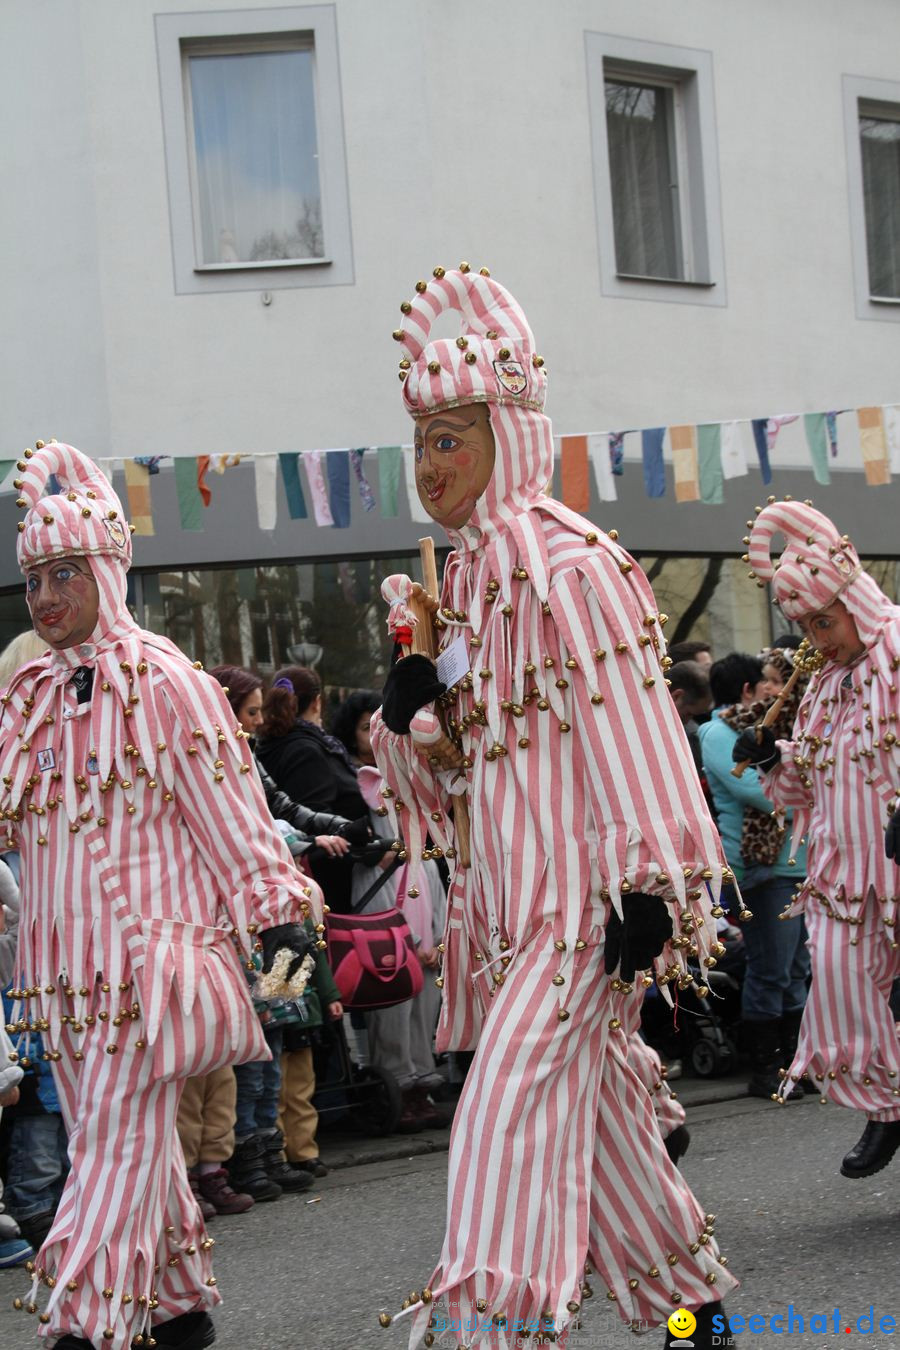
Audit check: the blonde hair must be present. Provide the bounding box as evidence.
[0,630,49,692]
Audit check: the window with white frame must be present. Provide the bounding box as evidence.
[844,75,900,321]
[858,101,900,300]
[157,7,353,295]
[585,34,725,307]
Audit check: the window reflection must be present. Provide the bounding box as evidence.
[187,44,323,266]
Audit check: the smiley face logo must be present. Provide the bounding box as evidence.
[667,1308,697,1340]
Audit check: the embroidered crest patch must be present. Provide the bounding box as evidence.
[103,517,128,549]
[493,359,527,397]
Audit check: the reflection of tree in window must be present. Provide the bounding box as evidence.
[187,45,323,265]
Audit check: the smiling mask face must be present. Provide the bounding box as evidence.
[25,555,100,650]
[413,403,496,530]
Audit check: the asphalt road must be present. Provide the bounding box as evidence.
[1,1095,898,1350]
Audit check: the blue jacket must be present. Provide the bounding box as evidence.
[698,711,806,883]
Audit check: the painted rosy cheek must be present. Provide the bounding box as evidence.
[453,451,474,469]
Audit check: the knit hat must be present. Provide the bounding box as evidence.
[747,499,895,645]
[392,265,552,548]
[14,441,132,572]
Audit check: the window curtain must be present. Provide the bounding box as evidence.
[860,115,900,298]
[188,48,323,264]
[605,80,682,279]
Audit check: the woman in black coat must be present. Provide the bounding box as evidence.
[255,667,389,912]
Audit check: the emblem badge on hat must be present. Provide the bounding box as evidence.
[103,517,128,549]
[493,359,527,396]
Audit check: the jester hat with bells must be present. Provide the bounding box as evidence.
[0,441,246,837]
[747,498,900,799]
[394,263,553,550]
[747,498,898,648]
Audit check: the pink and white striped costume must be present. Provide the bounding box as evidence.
[2,443,323,1348]
[747,501,900,1115]
[372,269,738,1347]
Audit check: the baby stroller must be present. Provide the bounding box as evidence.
[640,956,743,1078]
[311,1017,403,1137]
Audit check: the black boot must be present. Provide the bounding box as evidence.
[840,1118,900,1179]
[261,1128,314,1193]
[660,1302,735,1348]
[742,1018,784,1099]
[150,1309,217,1349]
[779,1008,817,1095]
[227,1134,282,1201]
[663,1124,691,1166]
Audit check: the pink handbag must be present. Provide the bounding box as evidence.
[326,859,425,1011]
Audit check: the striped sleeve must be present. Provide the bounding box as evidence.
[162,686,324,948]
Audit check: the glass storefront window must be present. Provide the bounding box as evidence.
[139,554,441,709]
[0,553,894,694]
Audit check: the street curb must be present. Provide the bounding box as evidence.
[319,1074,753,1171]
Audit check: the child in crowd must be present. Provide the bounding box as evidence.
[1,854,66,1261]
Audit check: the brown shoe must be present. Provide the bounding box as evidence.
[197,1167,255,1215]
[189,1170,217,1223]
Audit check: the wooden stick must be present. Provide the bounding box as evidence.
[731,640,811,778]
[401,536,471,868]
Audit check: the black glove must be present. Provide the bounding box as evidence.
[604,893,673,982]
[886,808,900,864]
[381,654,446,735]
[260,923,315,984]
[338,816,373,848]
[731,725,781,771]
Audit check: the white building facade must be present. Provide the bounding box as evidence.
[0,0,897,681]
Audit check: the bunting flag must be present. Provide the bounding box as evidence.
[825,412,839,458]
[857,406,891,485]
[196,455,212,507]
[173,456,203,531]
[350,448,376,512]
[3,403,894,536]
[751,418,772,484]
[378,445,403,517]
[278,453,308,519]
[559,435,590,511]
[326,449,351,528]
[803,413,832,487]
[766,413,799,451]
[640,427,666,498]
[588,432,617,502]
[123,459,155,536]
[669,425,700,502]
[609,431,626,476]
[720,421,748,479]
[402,444,432,523]
[885,405,900,474]
[697,424,724,504]
[303,450,334,526]
[254,454,278,530]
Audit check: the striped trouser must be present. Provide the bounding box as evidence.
[620,992,687,1140]
[405,937,736,1349]
[17,1010,219,1349]
[781,895,900,1120]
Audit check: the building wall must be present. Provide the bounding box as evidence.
[0,0,897,591]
